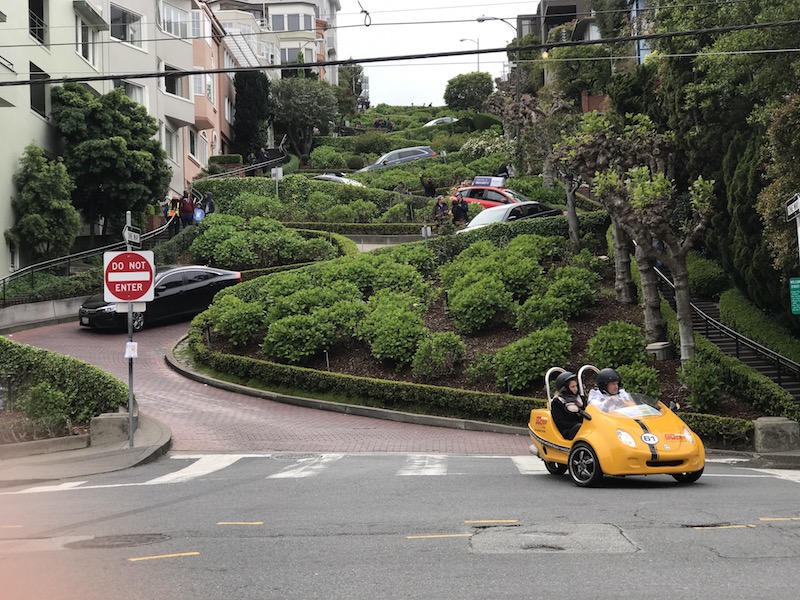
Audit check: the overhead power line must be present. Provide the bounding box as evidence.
[1,17,799,88]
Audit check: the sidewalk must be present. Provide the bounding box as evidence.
[0,414,171,489]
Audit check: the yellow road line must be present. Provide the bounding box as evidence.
[128,552,200,562]
[759,517,800,521]
[692,524,755,530]
[406,534,472,539]
[464,520,518,524]
[216,522,264,525]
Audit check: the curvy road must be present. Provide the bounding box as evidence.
[8,321,530,455]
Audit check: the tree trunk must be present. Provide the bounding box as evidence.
[612,219,637,304]
[669,258,696,363]
[634,243,666,343]
[564,182,581,252]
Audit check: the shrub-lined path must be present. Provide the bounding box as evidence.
[8,321,529,455]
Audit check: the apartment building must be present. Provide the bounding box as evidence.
[209,0,339,84]
[0,1,257,277]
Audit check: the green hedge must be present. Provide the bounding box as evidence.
[209,154,243,165]
[720,288,800,365]
[0,336,128,424]
[284,222,425,235]
[188,326,544,426]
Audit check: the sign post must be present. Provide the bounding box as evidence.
[104,213,154,447]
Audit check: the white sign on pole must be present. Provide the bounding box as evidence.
[786,193,800,222]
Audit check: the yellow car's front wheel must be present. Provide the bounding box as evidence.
[568,443,603,487]
[672,469,704,484]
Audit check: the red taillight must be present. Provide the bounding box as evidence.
[235,272,241,281]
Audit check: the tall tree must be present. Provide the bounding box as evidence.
[338,63,365,98]
[271,78,338,157]
[444,72,494,111]
[555,113,714,360]
[50,84,170,240]
[232,70,272,158]
[5,145,80,261]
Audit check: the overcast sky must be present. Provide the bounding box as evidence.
[336,1,538,106]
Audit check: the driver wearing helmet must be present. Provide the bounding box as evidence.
[550,371,586,440]
[588,368,633,413]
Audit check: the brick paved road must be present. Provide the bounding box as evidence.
[8,322,529,455]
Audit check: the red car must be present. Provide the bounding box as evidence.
[451,185,532,209]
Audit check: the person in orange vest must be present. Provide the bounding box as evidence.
[168,196,181,238]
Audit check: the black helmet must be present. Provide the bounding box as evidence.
[554,371,577,392]
[597,368,621,393]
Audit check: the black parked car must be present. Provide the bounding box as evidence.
[79,265,241,332]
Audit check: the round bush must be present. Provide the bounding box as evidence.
[262,314,330,364]
[310,145,346,170]
[411,332,466,381]
[686,252,729,300]
[359,305,427,365]
[494,321,571,392]
[617,362,661,398]
[447,276,513,333]
[587,321,648,367]
[347,155,365,170]
[679,356,723,413]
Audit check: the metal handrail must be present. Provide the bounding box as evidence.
[0,217,175,307]
[654,265,800,384]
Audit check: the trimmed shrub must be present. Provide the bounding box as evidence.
[587,321,648,367]
[353,131,393,154]
[310,145,346,170]
[679,356,723,413]
[464,352,495,385]
[617,362,661,398]
[411,332,467,381]
[447,275,514,333]
[494,321,572,391]
[686,252,729,300]
[314,299,367,345]
[17,382,70,431]
[262,314,330,364]
[204,295,267,347]
[347,155,365,170]
[359,305,428,365]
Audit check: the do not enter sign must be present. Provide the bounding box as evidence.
[104,251,155,303]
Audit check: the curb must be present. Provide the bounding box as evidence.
[165,336,528,438]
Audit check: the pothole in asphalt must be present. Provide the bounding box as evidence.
[65,534,170,550]
[471,524,637,554]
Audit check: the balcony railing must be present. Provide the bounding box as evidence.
[29,9,47,44]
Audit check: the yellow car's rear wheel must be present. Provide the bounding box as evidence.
[544,461,567,475]
[568,442,603,487]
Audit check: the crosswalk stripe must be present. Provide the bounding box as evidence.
[510,456,548,474]
[396,454,447,476]
[144,455,245,484]
[268,454,343,479]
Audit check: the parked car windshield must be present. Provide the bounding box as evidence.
[504,189,532,203]
[465,208,507,228]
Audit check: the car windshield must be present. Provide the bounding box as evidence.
[504,189,532,203]
[600,393,662,417]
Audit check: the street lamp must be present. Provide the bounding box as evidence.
[459,38,480,71]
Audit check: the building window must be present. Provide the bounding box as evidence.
[113,79,144,105]
[188,129,197,157]
[304,15,313,31]
[162,3,187,38]
[191,10,211,44]
[163,123,179,162]
[224,96,234,124]
[224,51,236,80]
[29,0,47,45]
[199,132,208,165]
[280,48,299,64]
[164,65,187,97]
[272,14,284,31]
[206,74,215,103]
[287,14,299,32]
[75,15,98,65]
[305,48,314,63]
[29,62,48,116]
[193,69,204,96]
[110,4,141,46]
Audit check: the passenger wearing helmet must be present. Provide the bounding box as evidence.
[588,368,633,412]
[550,371,586,440]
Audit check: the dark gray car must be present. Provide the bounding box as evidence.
[357,146,437,172]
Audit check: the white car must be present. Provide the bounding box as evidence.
[457,201,561,234]
[312,172,365,187]
[423,117,459,127]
